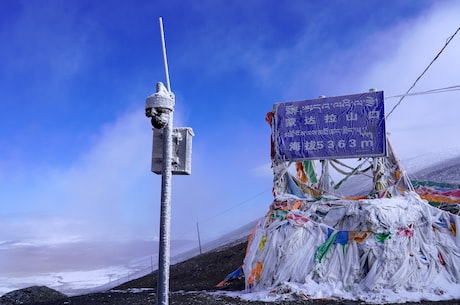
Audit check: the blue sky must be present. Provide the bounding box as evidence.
[1,0,460,247]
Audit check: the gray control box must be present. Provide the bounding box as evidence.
[151,127,194,175]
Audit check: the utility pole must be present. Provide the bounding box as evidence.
[144,17,193,305]
[196,222,202,254]
[145,17,174,305]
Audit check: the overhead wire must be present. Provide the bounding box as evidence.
[386,26,460,119]
[384,85,460,99]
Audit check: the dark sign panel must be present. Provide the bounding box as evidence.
[273,91,386,161]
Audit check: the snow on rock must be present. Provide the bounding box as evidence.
[243,191,460,303]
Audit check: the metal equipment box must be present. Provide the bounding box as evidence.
[151,127,194,175]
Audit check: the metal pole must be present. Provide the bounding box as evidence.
[157,17,173,305]
[196,222,202,255]
[157,115,173,305]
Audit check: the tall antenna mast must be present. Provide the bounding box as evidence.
[159,17,171,92]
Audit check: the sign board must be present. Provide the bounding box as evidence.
[273,91,386,161]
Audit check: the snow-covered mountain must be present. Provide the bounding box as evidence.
[411,155,460,184]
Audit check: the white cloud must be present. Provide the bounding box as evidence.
[353,3,460,159]
[0,105,272,244]
[0,110,155,242]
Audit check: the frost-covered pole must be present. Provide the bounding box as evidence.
[157,107,173,305]
[157,16,173,305]
[144,17,174,305]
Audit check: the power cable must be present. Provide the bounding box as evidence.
[386,26,460,119]
[385,85,460,99]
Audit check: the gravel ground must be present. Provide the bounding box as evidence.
[24,239,460,305]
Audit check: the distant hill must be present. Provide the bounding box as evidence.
[411,155,460,184]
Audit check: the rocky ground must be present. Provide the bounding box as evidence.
[3,238,460,305]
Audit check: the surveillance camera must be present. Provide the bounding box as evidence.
[145,82,174,129]
[150,108,170,129]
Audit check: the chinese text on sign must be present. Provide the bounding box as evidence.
[273,91,386,161]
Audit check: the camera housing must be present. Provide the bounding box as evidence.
[145,82,175,129]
